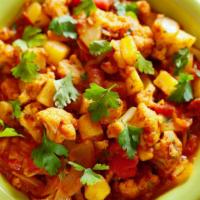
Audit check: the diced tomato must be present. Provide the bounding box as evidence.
[71,0,81,6]
[108,142,138,179]
[94,0,113,10]
[187,98,200,116]
[184,134,199,156]
[150,103,175,117]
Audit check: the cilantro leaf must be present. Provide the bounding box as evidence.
[89,40,113,56]
[69,161,109,185]
[74,0,96,16]
[173,48,190,75]
[135,52,155,75]
[22,26,46,48]
[114,0,138,17]
[0,128,21,138]
[27,34,47,48]
[54,75,79,109]
[22,26,41,40]
[11,51,39,82]
[10,100,21,119]
[93,163,110,170]
[49,15,77,39]
[13,39,28,51]
[0,120,21,138]
[168,73,194,103]
[32,134,68,176]
[81,168,102,186]
[68,161,85,171]
[118,125,142,159]
[84,83,120,122]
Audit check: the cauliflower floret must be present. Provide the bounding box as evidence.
[94,9,131,37]
[130,103,161,147]
[0,40,18,65]
[19,102,43,142]
[37,107,77,143]
[152,15,196,63]
[118,179,140,199]
[153,131,182,175]
[136,0,157,27]
[57,55,84,85]
[18,74,50,104]
[130,19,154,57]
[118,169,159,199]
[153,15,180,44]
[135,77,156,106]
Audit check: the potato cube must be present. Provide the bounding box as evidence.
[44,40,70,65]
[175,30,196,49]
[138,147,153,161]
[80,25,102,47]
[80,96,91,114]
[78,114,103,140]
[85,178,110,200]
[120,36,137,65]
[154,70,178,95]
[37,79,56,107]
[26,2,42,23]
[126,68,144,95]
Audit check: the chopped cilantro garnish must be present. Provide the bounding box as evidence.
[68,161,109,186]
[54,75,79,109]
[84,83,120,122]
[135,52,155,75]
[22,26,46,48]
[74,0,96,16]
[173,48,190,75]
[49,15,77,39]
[9,100,21,119]
[0,119,21,138]
[13,26,46,49]
[169,73,194,103]
[32,134,68,176]
[118,125,142,159]
[89,40,113,56]
[11,51,39,82]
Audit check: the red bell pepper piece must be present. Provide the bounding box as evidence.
[108,142,138,179]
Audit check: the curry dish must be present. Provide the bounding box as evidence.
[0,0,200,199]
